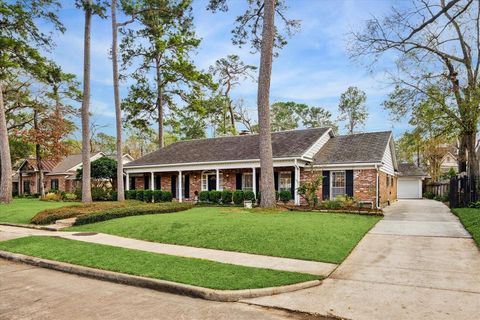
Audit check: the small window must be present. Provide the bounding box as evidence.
[242,173,253,191]
[279,172,291,192]
[331,171,346,198]
[51,179,59,190]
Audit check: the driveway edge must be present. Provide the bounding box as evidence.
[0,222,57,231]
[0,250,322,302]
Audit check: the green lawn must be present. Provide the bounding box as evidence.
[452,208,480,246]
[0,236,318,290]
[0,198,76,224]
[69,207,381,264]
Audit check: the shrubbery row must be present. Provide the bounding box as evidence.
[197,189,292,205]
[125,189,173,202]
[74,202,194,225]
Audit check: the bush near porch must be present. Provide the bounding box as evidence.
[68,206,381,264]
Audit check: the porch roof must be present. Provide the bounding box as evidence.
[125,127,329,168]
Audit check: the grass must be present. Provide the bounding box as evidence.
[452,208,480,246]
[0,236,318,290]
[0,198,77,224]
[69,207,381,264]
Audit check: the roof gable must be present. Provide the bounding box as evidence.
[313,131,393,165]
[49,152,104,174]
[125,128,330,167]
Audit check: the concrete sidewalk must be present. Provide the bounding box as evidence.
[244,200,480,320]
[0,225,337,276]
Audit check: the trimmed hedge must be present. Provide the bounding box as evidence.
[125,190,137,200]
[31,201,143,225]
[233,190,244,205]
[161,191,173,202]
[279,190,292,204]
[244,190,255,201]
[153,190,162,202]
[209,190,222,204]
[74,203,194,225]
[144,190,153,203]
[199,191,209,202]
[136,190,145,201]
[221,190,233,204]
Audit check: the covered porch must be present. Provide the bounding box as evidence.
[124,161,302,205]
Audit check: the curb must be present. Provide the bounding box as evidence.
[0,222,58,231]
[0,251,322,302]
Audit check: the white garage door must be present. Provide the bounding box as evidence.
[398,178,422,199]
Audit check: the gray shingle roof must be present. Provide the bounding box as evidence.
[313,131,392,165]
[397,163,428,177]
[48,153,103,175]
[125,127,330,167]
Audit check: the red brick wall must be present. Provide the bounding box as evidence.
[299,168,323,204]
[378,171,397,207]
[354,169,377,203]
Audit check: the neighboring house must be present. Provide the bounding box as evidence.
[397,163,428,199]
[439,150,458,173]
[16,152,134,195]
[124,128,398,208]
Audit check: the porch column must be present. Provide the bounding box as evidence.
[150,172,154,190]
[178,171,183,202]
[19,172,23,195]
[125,172,129,191]
[216,169,220,191]
[294,165,301,205]
[252,167,256,197]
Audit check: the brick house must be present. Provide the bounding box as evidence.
[124,128,398,208]
[15,152,134,195]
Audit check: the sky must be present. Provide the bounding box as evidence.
[42,0,410,140]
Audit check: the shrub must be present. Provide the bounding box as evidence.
[322,199,342,210]
[125,190,136,200]
[232,190,244,205]
[334,195,355,208]
[244,190,255,201]
[144,190,153,203]
[209,190,222,204]
[42,192,61,201]
[74,202,194,225]
[161,191,173,202]
[199,191,210,202]
[136,189,145,201]
[152,190,162,203]
[62,192,77,201]
[297,173,323,209]
[221,190,233,204]
[279,190,292,204]
[111,191,118,201]
[74,187,82,200]
[92,187,112,201]
[423,191,435,199]
[31,201,143,225]
[434,194,449,202]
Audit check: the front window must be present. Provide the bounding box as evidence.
[201,171,223,191]
[331,171,346,198]
[279,172,291,192]
[51,179,59,190]
[242,173,253,191]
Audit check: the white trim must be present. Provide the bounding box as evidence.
[150,172,154,191]
[126,172,129,191]
[301,128,333,159]
[330,170,346,199]
[216,169,220,191]
[294,160,300,205]
[252,168,256,196]
[178,171,182,202]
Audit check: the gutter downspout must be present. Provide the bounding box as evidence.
[375,164,380,209]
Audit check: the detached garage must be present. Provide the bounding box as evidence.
[397,163,428,199]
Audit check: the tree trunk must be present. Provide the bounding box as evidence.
[0,82,12,203]
[111,0,124,201]
[81,2,92,203]
[457,135,467,173]
[466,130,479,178]
[33,110,45,198]
[257,0,276,208]
[155,57,164,148]
[225,84,236,134]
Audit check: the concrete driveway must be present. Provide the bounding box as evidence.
[244,200,480,320]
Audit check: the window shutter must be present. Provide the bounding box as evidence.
[236,173,242,190]
[184,174,190,199]
[274,172,279,191]
[144,175,149,190]
[255,170,259,193]
[322,170,330,200]
[171,175,177,198]
[346,170,354,197]
[290,170,295,197]
[155,176,161,190]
